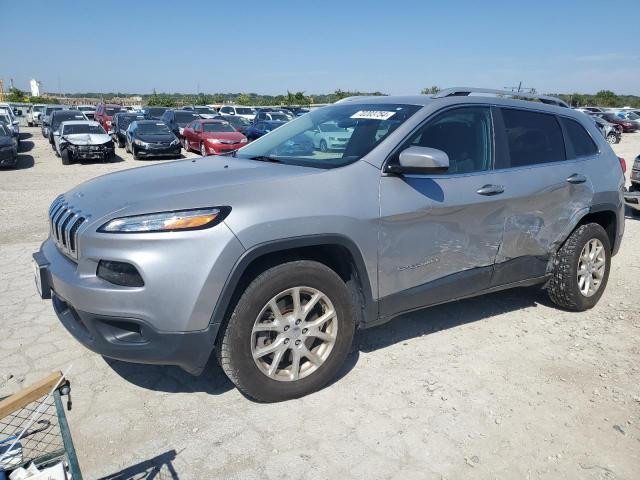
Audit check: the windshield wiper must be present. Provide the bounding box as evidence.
[248,155,282,163]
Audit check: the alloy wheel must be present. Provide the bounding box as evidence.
[251,286,338,382]
[577,238,606,297]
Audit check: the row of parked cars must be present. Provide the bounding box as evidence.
[0,102,22,166]
[25,102,311,165]
[574,106,640,144]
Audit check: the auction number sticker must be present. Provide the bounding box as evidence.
[350,110,396,121]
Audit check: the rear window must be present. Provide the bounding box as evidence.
[559,117,598,158]
[501,108,565,167]
[105,107,122,116]
[174,111,199,125]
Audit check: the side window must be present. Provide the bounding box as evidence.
[400,106,493,174]
[501,108,565,167]
[559,117,598,159]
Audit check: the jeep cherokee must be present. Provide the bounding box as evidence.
[33,88,625,402]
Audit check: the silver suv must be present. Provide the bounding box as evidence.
[33,88,625,402]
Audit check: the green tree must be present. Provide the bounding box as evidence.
[235,94,253,105]
[7,88,28,102]
[594,90,619,107]
[420,86,440,95]
[146,94,175,107]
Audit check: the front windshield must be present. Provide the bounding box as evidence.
[119,115,144,129]
[33,106,44,112]
[626,112,639,120]
[137,123,172,135]
[226,116,250,126]
[236,103,421,168]
[269,113,289,121]
[175,112,199,126]
[46,107,63,114]
[53,113,86,128]
[203,122,236,133]
[63,124,106,135]
[146,107,167,117]
[0,124,8,136]
[195,107,215,114]
[0,115,10,125]
[236,108,255,115]
[105,107,122,116]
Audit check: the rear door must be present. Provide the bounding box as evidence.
[488,107,595,286]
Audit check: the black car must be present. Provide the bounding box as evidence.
[212,114,251,135]
[0,124,18,168]
[49,110,88,146]
[182,106,218,117]
[160,110,200,138]
[111,112,147,147]
[142,106,170,120]
[125,120,181,160]
[243,120,287,141]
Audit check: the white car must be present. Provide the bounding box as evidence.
[304,121,352,151]
[27,104,46,126]
[54,120,114,164]
[218,105,256,121]
[75,105,96,120]
[0,109,20,146]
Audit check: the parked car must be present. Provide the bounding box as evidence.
[594,112,637,133]
[254,111,291,123]
[125,120,181,160]
[41,105,66,138]
[0,103,17,121]
[590,116,621,144]
[160,109,200,138]
[110,112,147,147]
[27,104,46,126]
[76,105,96,120]
[141,106,169,120]
[94,103,124,133]
[575,107,604,113]
[613,111,640,129]
[49,110,88,146]
[54,120,115,165]
[33,89,625,402]
[624,154,640,216]
[0,110,21,147]
[0,124,18,167]
[212,114,251,135]
[182,106,218,119]
[218,105,256,121]
[305,121,352,151]
[182,119,248,156]
[244,120,287,140]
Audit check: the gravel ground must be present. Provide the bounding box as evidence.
[1,127,639,479]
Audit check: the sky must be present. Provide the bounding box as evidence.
[2,0,640,96]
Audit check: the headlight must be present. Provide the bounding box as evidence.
[106,120,112,126]
[329,137,336,141]
[207,138,222,144]
[170,139,179,146]
[134,139,148,146]
[240,138,248,143]
[98,207,230,233]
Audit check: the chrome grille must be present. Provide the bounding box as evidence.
[48,196,86,260]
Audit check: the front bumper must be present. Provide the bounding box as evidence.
[33,221,245,373]
[66,143,115,160]
[134,143,181,157]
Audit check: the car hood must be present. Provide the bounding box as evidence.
[63,157,317,222]
[201,132,245,141]
[138,133,176,143]
[65,133,111,145]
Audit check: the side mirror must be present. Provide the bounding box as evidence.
[392,146,449,174]
[12,120,19,126]
[53,130,60,136]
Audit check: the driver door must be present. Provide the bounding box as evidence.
[378,106,507,317]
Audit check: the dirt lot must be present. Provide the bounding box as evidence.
[1,127,639,479]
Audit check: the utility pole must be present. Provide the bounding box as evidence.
[504,81,535,94]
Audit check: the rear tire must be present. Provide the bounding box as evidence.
[606,133,618,145]
[547,223,611,311]
[216,260,356,402]
[183,137,190,152]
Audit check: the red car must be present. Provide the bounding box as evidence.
[95,103,124,133]
[596,113,637,133]
[182,119,248,156]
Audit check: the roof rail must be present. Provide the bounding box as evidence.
[433,87,569,108]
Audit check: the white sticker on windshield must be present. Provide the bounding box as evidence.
[156,123,164,126]
[350,110,396,121]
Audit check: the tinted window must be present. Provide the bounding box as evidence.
[560,117,598,158]
[174,111,199,125]
[203,122,236,133]
[137,123,172,134]
[401,106,493,174]
[501,108,565,167]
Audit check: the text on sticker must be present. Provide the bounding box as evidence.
[350,110,396,121]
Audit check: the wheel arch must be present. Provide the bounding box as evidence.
[209,235,377,340]
[559,204,618,255]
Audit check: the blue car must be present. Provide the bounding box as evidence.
[244,120,287,141]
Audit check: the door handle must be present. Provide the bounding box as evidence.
[476,184,505,196]
[567,173,587,184]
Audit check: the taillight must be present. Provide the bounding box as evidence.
[619,157,626,173]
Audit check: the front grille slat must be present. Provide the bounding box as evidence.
[48,198,88,260]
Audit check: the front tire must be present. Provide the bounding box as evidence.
[319,139,328,152]
[200,142,207,156]
[183,137,190,152]
[61,149,72,165]
[217,260,356,402]
[547,223,611,311]
[606,133,618,145]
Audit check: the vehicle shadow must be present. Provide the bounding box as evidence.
[104,353,233,395]
[97,449,180,480]
[11,154,35,170]
[20,131,32,140]
[18,140,34,153]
